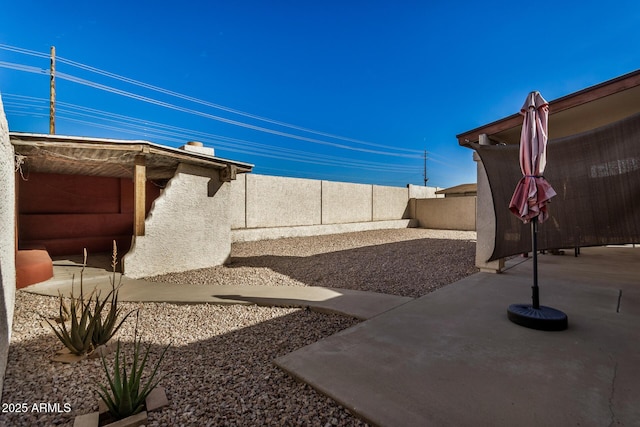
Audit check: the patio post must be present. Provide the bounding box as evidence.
[134,154,146,236]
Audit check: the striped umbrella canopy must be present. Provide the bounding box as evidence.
[506,91,567,331]
[509,91,557,223]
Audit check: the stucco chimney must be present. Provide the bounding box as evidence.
[180,141,215,156]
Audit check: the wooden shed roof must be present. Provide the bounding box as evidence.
[10,133,253,180]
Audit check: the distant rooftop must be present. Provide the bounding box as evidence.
[435,183,477,197]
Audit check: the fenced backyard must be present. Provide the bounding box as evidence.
[2,229,476,426]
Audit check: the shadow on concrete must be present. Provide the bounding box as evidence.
[212,289,413,320]
[51,251,123,273]
[228,238,476,298]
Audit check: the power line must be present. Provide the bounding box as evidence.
[56,70,422,159]
[54,54,423,155]
[0,44,50,59]
[1,59,417,158]
[256,166,412,185]
[19,110,421,173]
[0,60,47,75]
[0,43,422,155]
[5,94,422,169]
[4,95,421,173]
[0,48,464,168]
[0,44,467,184]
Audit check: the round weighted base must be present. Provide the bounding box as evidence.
[507,304,568,331]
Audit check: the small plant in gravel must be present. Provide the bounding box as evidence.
[43,249,96,355]
[43,242,135,356]
[53,290,72,323]
[45,284,96,355]
[92,242,136,348]
[96,313,170,421]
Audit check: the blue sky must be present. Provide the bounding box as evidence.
[1,1,638,188]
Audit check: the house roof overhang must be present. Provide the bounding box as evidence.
[10,133,254,180]
[456,69,640,147]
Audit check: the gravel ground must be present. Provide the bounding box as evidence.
[149,229,477,298]
[1,229,477,426]
[1,294,363,426]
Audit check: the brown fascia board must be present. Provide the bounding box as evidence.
[456,68,640,147]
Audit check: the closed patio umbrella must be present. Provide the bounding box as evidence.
[507,91,568,331]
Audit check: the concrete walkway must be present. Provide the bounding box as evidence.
[276,246,640,426]
[23,258,413,320]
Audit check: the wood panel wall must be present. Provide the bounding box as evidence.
[18,173,161,256]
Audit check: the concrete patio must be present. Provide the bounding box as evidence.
[276,246,640,426]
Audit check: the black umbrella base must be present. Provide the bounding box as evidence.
[507,304,568,331]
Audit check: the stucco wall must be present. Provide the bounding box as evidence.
[229,173,246,229]
[230,174,442,235]
[321,180,372,224]
[123,163,231,278]
[246,174,321,228]
[407,184,444,218]
[372,185,409,220]
[408,184,442,199]
[0,94,16,399]
[474,153,504,272]
[414,197,476,231]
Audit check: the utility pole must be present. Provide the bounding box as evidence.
[423,149,428,186]
[49,46,56,134]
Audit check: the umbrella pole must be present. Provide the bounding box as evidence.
[507,213,567,330]
[531,216,540,309]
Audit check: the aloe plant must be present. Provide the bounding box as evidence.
[45,281,97,355]
[55,289,72,323]
[44,243,135,355]
[91,241,135,347]
[43,249,97,355]
[89,286,135,348]
[96,320,170,420]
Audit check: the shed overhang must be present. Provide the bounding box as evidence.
[10,133,254,180]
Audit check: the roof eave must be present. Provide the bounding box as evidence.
[456,68,640,147]
[9,132,254,172]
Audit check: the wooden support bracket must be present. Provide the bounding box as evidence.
[220,164,237,182]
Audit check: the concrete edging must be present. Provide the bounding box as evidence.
[231,219,418,243]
